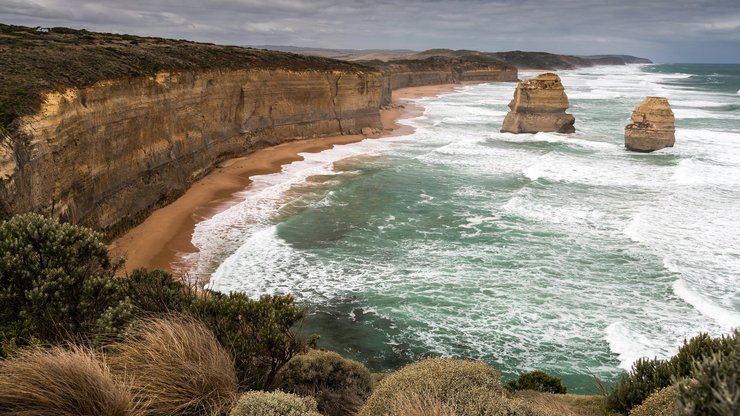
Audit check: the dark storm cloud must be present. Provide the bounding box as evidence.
[1,0,739,62]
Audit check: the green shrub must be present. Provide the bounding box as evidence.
[123,268,194,315]
[359,358,537,416]
[229,391,322,416]
[676,337,739,416]
[607,357,673,414]
[276,349,373,416]
[0,213,131,354]
[506,370,567,394]
[668,332,735,379]
[0,345,140,416]
[190,291,309,390]
[608,331,738,414]
[106,317,238,416]
[629,385,678,416]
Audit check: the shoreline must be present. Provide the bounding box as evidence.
[109,83,467,276]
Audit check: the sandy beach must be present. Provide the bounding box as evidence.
[109,84,465,276]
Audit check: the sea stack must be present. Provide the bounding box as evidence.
[500,73,575,134]
[624,97,676,152]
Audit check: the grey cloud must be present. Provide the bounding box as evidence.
[1,0,739,62]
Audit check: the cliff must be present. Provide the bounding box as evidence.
[265,46,653,70]
[360,56,518,106]
[0,25,383,235]
[501,73,575,134]
[624,97,676,152]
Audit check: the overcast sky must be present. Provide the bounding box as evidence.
[1,0,739,63]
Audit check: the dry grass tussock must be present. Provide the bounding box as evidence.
[359,358,542,416]
[0,345,139,416]
[229,391,322,416]
[514,390,606,416]
[629,385,678,416]
[106,316,238,416]
[389,392,457,416]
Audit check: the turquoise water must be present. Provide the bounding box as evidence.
[183,64,740,393]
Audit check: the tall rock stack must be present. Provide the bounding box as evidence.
[624,97,676,152]
[500,73,575,134]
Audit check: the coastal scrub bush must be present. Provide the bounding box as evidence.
[106,317,238,416]
[387,392,457,416]
[191,291,309,390]
[607,357,673,414]
[628,385,678,416]
[0,213,131,354]
[229,391,322,416]
[607,331,738,414]
[0,345,140,416]
[276,349,374,416]
[505,370,567,394]
[123,268,195,315]
[676,341,739,416]
[359,358,538,416]
[668,331,735,378]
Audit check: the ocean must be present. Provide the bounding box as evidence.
[182,64,740,393]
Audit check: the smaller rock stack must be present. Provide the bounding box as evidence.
[500,73,575,134]
[624,97,676,152]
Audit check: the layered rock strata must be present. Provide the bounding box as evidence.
[500,73,575,134]
[1,69,383,235]
[624,97,676,152]
[365,57,518,106]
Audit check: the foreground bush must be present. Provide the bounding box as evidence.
[506,370,567,394]
[192,291,309,390]
[107,317,238,416]
[676,344,739,416]
[359,358,537,416]
[123,268,195,315]
[607,357,673,414]
[276,349,373,416]
[0,213,130,354]
[229,391,322,416]
[388,392,457,416]
[607,331,736,414]
[629,385,678,416]
[0,345,139,416]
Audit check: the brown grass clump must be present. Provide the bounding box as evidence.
[106,317,238,416]
[514,390,606,416]
[0,345,139,416]
[359,358,540,416]
[389,392,457,416]
[229,391,322,416]
[629,385,678,416]
[276,349,373,416]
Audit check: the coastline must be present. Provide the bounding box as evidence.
[109,83,466,276]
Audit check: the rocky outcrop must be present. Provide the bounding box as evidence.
[1,68,383,235]
[624,97,675,152]
[500,73,575,134]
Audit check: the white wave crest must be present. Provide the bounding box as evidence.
[673,279,740,330]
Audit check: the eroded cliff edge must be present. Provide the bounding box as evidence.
[0,25,383,236]
[3,68,383,236]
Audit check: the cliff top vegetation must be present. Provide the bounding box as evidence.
[0,23,371,132]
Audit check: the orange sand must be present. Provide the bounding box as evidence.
[109,84,465,275]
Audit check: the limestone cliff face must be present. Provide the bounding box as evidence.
[500,73,575,134]
[0,68,383,235]
[366,57,518,106]
[624,97,675,152]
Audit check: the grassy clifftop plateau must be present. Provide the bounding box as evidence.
[0,24,370,132]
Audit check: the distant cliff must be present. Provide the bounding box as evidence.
[0,25,383,236]
[359,56,518,106]
[259,46,652,70]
